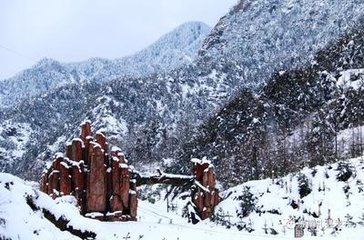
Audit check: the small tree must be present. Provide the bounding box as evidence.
[298,173,312,198]
[336,161,354,182]
[236,186,257,218]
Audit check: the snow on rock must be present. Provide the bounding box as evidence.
[336,69,364,90]
[111,146,122,152]
[0,173,79,239]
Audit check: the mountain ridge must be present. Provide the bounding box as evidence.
[1,0,364,186]
[0,21,211,107]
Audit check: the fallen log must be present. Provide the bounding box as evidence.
[133,169,194,187]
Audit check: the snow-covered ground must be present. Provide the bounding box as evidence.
[1,156,364,239]
[216,156,364,239]
[0,173,281,240]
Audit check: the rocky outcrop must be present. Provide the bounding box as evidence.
[40,121,138,221]
[191,159,220,220]
[40,121,220,222]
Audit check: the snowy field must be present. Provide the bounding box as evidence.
[1,156,364,239]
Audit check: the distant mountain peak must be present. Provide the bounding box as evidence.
[0,21,211,107]
[34,58,61,68]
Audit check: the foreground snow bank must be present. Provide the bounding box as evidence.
[0,173,79,239]
[0,173,283,240]
[1,157,363,239]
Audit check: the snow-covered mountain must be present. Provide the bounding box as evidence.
[1,157,363,239]
[1,0,364,186]
[198,0,364,89]
[175,23,364,186]
[0,21,211,107]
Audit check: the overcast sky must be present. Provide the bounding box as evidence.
[0,0,237,79]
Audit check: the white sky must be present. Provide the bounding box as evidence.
[0,0,237,79]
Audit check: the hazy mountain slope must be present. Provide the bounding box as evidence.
[112,21,211,78]
[0,21,211,107]
[0,71,210,179]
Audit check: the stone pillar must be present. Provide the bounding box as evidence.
[72,162,85,211]
[120,164,129,208]
[72,139,84,162]
[40,173,48,193]
[83,136,93,166]
[111,157,120,196]
[52,155,63,171]
[110,195,123,213]
[129,191,138,221]
[192,160,220,220]
[40,121,140,222]
[193,190,204,213]
[48,170,60,199]
[208,170,216,188]
[87,144,106,213]
[66,144,72,160]
[59,162,71,195]
[119,153,127,164]
[95,131,107,152]
[80,121,92,140]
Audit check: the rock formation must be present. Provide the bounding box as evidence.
[191,158,220,220]
[40,121,138,221]
[40,121,220,221]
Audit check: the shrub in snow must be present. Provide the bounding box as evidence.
[311,168,317,177]
[297,173,312,198]
[358,214,364,227]
[336,161,354,182]
[138,185,163,204]
[290,199,299,209]
[344,214,357,228]
[236,186,257,218]
[343,184,351,196]
[211,207,231,227]
[357,180,364,193]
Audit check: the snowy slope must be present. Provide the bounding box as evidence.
[215,156,364,238]
[198,0,364,89]
[0,21,210,107]
[0,121,34,173]
[0,173,283,240]
[1,157,364,239]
